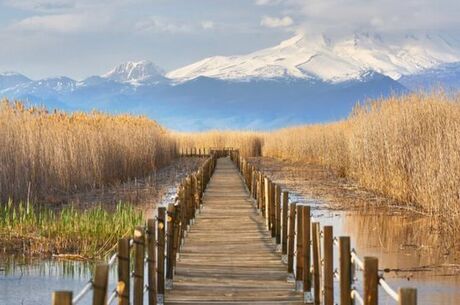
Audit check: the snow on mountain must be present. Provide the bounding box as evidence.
[0,72,31,91]
[102,60,166,85]
[167,32,460,83]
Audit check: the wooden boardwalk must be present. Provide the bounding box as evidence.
[166,157,303,304]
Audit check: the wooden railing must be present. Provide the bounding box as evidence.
[51,152,219,305]
[232,152,417,305]
[52,149,417,305]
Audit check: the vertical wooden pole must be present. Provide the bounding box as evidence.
[282,191,289,255]
[399,288,417,305]
[312,222,321,305]
[303,206,311,294]
[118,238,130,305]
[185,178,192,227]
[92,264,109,305]
[275,185,281,244]
[133,227,145,305]
[158,207,166,300]
[270,182,276,238]
[264,177,270,228]
[323,226,334,305]
[364,257,378,305]
[147,219,157,305]
[295,204,303,289]
[166,204,175,281]
[287,202,296,274]
[339,236,351,305]
[52,291,72,305]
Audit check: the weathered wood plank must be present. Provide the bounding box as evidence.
[165,157,302,304]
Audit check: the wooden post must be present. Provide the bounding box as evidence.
[158,207,166,299]
[312,222,321,305]
[364,257,378,305]
[185,178,192,227]
[92,264,109,305]
[339,236,351,305]
[52,291,72,305]
[270,181,276,238]
[287,202,296,274]
[323,226,334,305]
[118,238,130,305]
[303,206,311,294]
[275,185,281,244]
[282,191,289,255]
[295,204,303,289]
[133,227,145,305]
[399,288,417,305]
[147,219,157,305]
[166,203,175,281]
[264,177,270,228]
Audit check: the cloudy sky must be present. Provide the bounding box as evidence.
[1,0,459,79]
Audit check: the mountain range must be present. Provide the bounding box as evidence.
[1,32,460,130]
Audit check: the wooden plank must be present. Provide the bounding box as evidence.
[165,157,301,304]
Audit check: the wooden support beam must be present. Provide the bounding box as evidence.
[275,184,281,244]
[287,202,296,274]
[399,288,417,305]
[52,291,72,305]
[92,264,109,305]
[117,238,130,305]
[364,257,378,305]
[323,226,334,305]
[133,226,145,305]
[339,236,352,305]
[282,191,289,255]
[158,207,166,298]
[147,219,157,305]
[312,222,321,305]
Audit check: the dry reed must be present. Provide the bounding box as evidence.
[263,93,460,217]
[0,100,176,203]
[174,130,263,157]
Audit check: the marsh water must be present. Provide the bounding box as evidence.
[1,196,459,305]
[292,194,460,305]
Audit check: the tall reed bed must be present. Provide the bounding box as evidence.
[174,130,263,157]
[0,200,143,258]
[263,93,460,216]
[0,100,176,203]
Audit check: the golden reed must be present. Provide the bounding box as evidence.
[0,100,176,203]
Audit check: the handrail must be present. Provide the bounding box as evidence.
[351,289,365,305]
[53,152,219,305]
[72,280,92,304]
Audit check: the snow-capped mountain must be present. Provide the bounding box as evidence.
[1,32,460,130]
[102,60,166,85]
[167,32,460,83]
[0,72,31,91]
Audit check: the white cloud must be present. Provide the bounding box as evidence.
[10,13,97,33]
[135,17,192,33]
[270,0,460,35]
[255,0,282,5]
[260,16,293,28]
[201,20,214,30]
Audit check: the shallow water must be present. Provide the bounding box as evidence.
[290,192,460,305]
[1,194,459,305]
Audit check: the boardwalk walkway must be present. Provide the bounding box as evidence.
[166,157,302,304]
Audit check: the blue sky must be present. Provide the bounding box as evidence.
[1,0,459,79]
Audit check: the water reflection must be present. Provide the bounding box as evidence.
[309,206,460,304]
[0,258,117,305]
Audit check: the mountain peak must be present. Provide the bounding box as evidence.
[168,32,460,83]
[102,60,166,84]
